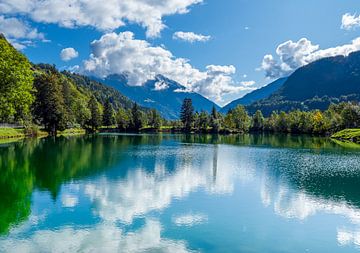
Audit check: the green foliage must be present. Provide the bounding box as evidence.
[331,129,360,144]
[259,102,360,135]
[0,128,25,138]
[210,106,221,133]
[0,35,34,123]
[198,111,209,131]
[175,101,360,136]
[103,98,116,126]
[180,98,194,132]
[0,40,165,134]
[33,73,68,136]
[148,109,162,130]
[62,71,134,111]
[251,110,265,131]
[116,108,131,130]
[60,75,90,128]
[224,105,250,133]
[86,95,102,132]
[130,103,143,131]
[340,103,360,128]
[32,65,156,133]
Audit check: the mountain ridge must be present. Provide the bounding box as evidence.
[221,77,288,113]
[92,74,220,119]
[246,51,360,115]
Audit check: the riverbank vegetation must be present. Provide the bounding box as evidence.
[178,98,360,136]
[331,129,360,144]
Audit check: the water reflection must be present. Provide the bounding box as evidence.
[0,134,360,252]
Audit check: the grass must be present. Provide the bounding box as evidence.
[0,128,25,139]
[0,137,24,145]
[331,129,360,144]
[331,138,360,149]
[0,127,85,140]
[58,128,86,136]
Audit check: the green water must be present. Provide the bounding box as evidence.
[0,134,360,252]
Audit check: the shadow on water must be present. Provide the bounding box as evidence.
[0,133,359,235]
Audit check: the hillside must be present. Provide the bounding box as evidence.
[93,74,220,119]
[247,51,360,116]
[278,52,360,101]
[62,71,135,111]
[221,77,287,113]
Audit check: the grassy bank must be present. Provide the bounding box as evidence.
[0,128,25,139]
[0,127,86,140]
[331,129,360,144]
[58,128,86,136]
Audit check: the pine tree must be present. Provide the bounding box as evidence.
[103,98,116,127]
[210,106,221,133]
[180,98,194,132]
[87,95,102,132]
[199,111,209,132]
[33,73,68,136]
[149,109,162,130]
[131,103,143,131]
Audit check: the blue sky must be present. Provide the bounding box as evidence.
[1,0,360,106]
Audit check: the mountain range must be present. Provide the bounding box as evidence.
[81,49,360,118]
[88,47,360,118]
[221,77,288,113]
[247,51,360,115]
[92,74,220,119]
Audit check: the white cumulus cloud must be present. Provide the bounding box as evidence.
[60,47,79,61]
[241,81,256,87]
[0,15,45,49]
[0,220,192,253]
[0,0,202,37]
[260,37,360,78]
[341,13,360,30]
[83,32,252,103]
[173,31,211,43]
[173,213,208,227]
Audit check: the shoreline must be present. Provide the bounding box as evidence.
[2,127,360,146]
[0,128,86,141]
[331,129,360,144]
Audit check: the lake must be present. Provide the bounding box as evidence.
[0,134,360,252]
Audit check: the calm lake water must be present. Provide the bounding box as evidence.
[1,134,360,252]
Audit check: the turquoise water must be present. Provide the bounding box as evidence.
[0,134,360,252]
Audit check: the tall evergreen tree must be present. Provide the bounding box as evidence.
[33,73,68,136]
[148,109,162,130]
[199,111,209,132]
[180,98,194,132]
[193,111,200,131]
[130,103,143,131]
[87,95,102,132]
[210,106,221,133]
[102,98,116,126]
